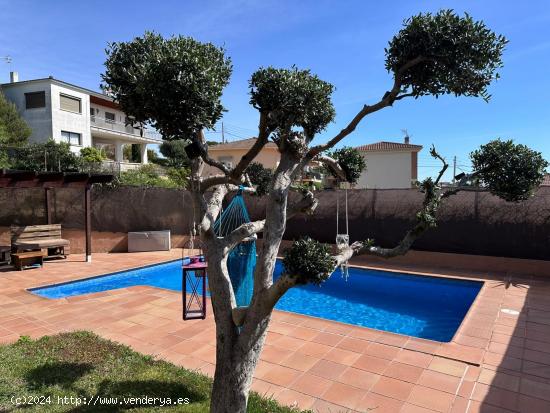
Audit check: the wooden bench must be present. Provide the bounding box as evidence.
[0,245,10,265]
[11,224,70,259]
[11,251,44,271]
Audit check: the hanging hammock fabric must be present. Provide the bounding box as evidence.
[213,189,256,307]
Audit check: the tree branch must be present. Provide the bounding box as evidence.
[315,154,347,182]
[306,56,425,158]
[229,112,270,179]
[196,130,231,175]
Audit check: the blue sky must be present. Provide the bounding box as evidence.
[1,0,549,180]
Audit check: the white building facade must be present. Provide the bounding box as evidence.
[1,72,160,170]
[355,140,422,189]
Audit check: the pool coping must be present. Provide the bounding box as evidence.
[25,256,486,360]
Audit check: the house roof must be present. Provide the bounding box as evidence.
[356,141,423,152]
[1,76,114,103]
[208,137,278,150]
[541,174,550,186]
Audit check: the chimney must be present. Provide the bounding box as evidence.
[9,71,18,83]
[404,135,410,144]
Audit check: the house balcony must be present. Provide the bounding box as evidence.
[90,115,162,144]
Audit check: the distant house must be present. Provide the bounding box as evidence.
[541,174,550,186]
[203,137,280,176]
[355,138,423,189]
[0,71,160,171]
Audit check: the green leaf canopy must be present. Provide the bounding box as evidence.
[102,32,232,140]
[249,66,335,139]
[385,10,508,101]
[471,139,548,202]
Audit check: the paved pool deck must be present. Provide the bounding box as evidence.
[1,250,549,412]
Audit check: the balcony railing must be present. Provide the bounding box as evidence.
[90,115,162,141]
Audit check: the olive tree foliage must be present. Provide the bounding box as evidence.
[327,146,366,184]
[102,11,542,413]
[102,31,232,140]
[470,139,548,202]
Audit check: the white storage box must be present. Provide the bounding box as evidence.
[128,230,171,252]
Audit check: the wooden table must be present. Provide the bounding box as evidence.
[11,251,44,271]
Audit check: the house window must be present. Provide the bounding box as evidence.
[104,112,115,123]
[61,130,81,146]
[25,91,46,109]
[60,94,81,113]
[218,156,234,168]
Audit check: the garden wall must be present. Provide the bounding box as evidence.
[0,186,549,260]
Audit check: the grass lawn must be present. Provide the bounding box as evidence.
[0,331,308,412]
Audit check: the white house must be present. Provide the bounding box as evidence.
[0,72,160,170]
[355,138,422,189]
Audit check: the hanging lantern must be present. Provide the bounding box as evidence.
[182,255,208,320]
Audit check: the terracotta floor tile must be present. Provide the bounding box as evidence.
[519,377,550,402]
[372,376,415,401]
[322,382,366,410]
[407,385,455,412]
[310,398,351,413]
[477,368,520,392]
[357,392,404,413]
[471,382,519,411]
[260,344,294,364]
[323,347,361,366]
[417,370,461,394]
[353,354,391,375]
[297,341,333,358]
[287,326,319,341]
[291,373,333,398]
[279,352,319,372]
[337,366,380,390]
[428,357,467,377]
[517,394,550,413]
[384,362,424,384]
[367,342,401,360]
[309,359,348,380]
[272,335,306,351]
[261,364,301,387]
[275,389,315,410]
[337,337,370,353]
[250,379,284,398]
[394,349,433,368]
[311,331,345,346]
[400,402,436,413]
[376,332,409,348]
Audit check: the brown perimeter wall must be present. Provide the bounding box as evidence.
[0,186,549,261]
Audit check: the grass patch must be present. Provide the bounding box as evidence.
[0,331,308,412]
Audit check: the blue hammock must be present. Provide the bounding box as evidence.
[213,189,256,307]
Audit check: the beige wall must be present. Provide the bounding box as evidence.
[357,151,415,189]
[204,147,280,176]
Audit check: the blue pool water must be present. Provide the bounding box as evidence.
[30,259,482,342]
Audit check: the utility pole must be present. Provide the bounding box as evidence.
[221,122,225,144]
[452,155,457,186]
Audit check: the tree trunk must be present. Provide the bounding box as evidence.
[205,242,271,413]
[210,324,268,413]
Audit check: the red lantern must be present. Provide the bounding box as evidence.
[182,256,208,320]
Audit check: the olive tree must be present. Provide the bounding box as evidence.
[103,12,546,413]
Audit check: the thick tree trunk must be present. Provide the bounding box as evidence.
[205,240,271,413]
[210,325,268,413]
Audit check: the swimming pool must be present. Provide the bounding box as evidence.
[30,259,482,342]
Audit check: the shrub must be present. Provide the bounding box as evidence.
[245,162,273,196]
[283,237,335,285]
[471,139,548,202]
[327,146,366,184]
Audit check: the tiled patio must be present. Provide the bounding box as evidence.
[1,251,550,412]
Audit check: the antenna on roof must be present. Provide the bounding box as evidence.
[1,56,12,64]
[401,129,411,144]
